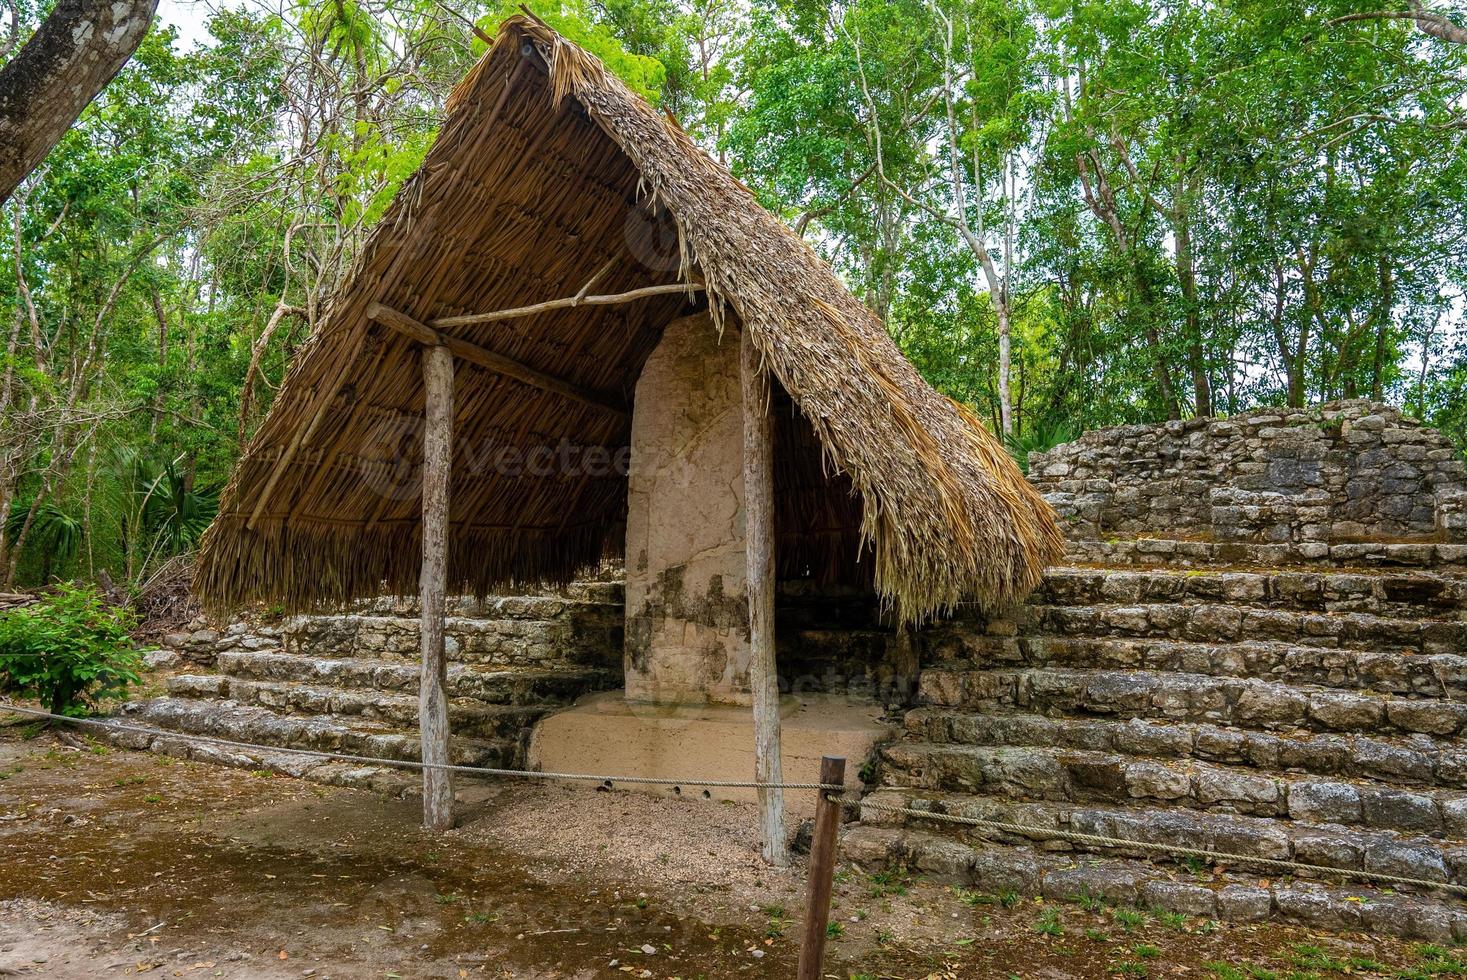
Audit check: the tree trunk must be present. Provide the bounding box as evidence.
[0,0,159,206]
[996,298,1014,437]
[1173,197,1211,417]
[741,325,788,868]
[419,342,455,832]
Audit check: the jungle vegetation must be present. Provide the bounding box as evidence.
[0,0,1464,589]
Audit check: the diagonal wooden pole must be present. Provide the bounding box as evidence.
[741,324,789,867]
[419,341,455,831]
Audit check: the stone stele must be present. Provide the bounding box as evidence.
[624,312,752,705]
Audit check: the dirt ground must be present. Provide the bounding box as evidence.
[1,730,1464,979]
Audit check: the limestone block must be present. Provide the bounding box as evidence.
[624,313,751,705]
[1288,781,1362,824]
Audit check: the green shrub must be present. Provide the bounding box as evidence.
[0,584,144,716]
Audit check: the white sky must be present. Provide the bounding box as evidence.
[157,0,222,51]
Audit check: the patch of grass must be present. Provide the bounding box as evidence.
[432,893,460,905]
[953,887,998,908]
[1074,889,1106,912]
[998,890,1021,908]
[1113,907,1146,931]
[1114,962,1149,978]
[1203,966,1281,980]
[1286,943,1345,971]
[142,793,161,804]
[1083,927,1109,942]
[113,774,145,786]
[1204,964,1247,980]
[1033,907,1063,937]
[1134,944,1161,960]
[1400,943,1467,979]
[825,921,844,939]
[1181,855,1210,878]
[1152,909,1189,931]
[866,868,909,899]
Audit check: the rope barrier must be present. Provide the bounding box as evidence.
[0,702,844,792]
[852,798,1467,897]
[7,700,1463,899]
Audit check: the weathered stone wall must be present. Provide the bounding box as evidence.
[159,583,624,671]
[1029,401,1467,543]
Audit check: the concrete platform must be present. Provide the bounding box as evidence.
[528,691,896,818]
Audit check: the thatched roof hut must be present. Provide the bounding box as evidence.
[196,13,1063,621]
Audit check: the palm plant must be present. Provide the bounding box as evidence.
[113,449,218,583]
[5,500,83,583]
[1003,421,1076,474]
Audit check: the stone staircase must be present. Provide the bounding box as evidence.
[844,403,1467,940]
[107,583,623,795]
[845,542,1467,939]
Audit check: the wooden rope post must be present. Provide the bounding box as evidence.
[419,341,455,831]
[798,755,846,980]
[741,325,788,867]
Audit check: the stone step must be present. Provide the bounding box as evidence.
[1032,566,1467,617]
[213,650,615,703]
[841,824,1467,942]
[1001,602,1464,653]
[113,697,522,770]
[351,583,625,616]
[859,788,1467,888]
[878,741,1467,836]
[282,613,614,667]
[920,665,1467,738]
[931,634,1467,697]
[1062,537,1467,574]
[96,709,422,798]
[166,675,552,741]
[906,708,1467,790]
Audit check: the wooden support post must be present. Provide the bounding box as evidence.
[419,342,455,831]
[741,325,789,867]
[797,755,846,980]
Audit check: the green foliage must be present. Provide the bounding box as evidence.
[0,584,144,716]
[1033,906,1063,936]
[1004,421,1076,474]
[5,502,83,581]
[480,0,669,102]
[113,450,219,576]
[2,0,1466,599]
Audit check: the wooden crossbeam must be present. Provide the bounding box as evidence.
[430,282,703,330]
[367,302,630,419]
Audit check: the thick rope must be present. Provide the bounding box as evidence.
[853,798,1467,897]
[0,703,843,791]
[11,700,1461,897]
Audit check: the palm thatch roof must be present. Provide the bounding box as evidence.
[195,13,1063,621]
